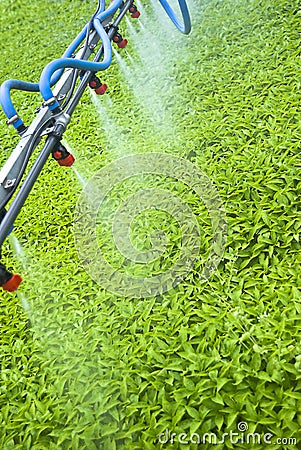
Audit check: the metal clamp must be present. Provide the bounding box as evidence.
[42,96,57,107]
[6,115,20,126]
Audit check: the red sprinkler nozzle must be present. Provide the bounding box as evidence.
[2,274,22,292]
[57,153,75,167]
[52,143,75,167]
[95,83,108,95]
[131,11,140,18]
[113,33,128,48]
[0,263,22,292]
[113,33,121,43]
[89,76,107,95]
[129,5,140,18]
[89,79,99,89]
[118,39,128,48]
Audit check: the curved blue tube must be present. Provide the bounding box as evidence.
[39,20,112,109]
[0,0,191,128]
[159,0,191,34]
[0,80,38,128]
[63,24,89,59]
[100,0,106,12]
[95,0,123,21]
[0,23,89,128]
[39,0,123,109]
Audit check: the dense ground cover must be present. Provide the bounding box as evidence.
[0,0,300,448]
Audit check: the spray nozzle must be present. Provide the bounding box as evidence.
[113,32,128,49]
[89,75,108,95]
[129,4,140,18]
[52,143,75,167]
[0,263,22,292]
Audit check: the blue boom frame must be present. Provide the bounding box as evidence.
[0,0,191,292]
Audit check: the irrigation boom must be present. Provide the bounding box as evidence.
[0,0,191,292]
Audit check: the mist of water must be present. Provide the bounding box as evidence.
[62,138,78,159]
[124,49,135,65]
[7,233,32,315]
[9,233,27,269]
[135,0,150,19]
[17,290,31,313]
[72,167,87,188]
[113,9,183,144]
[89,90,135,158]
[60,138,92,190]
[125,16,138,36]
[87,8,189,159]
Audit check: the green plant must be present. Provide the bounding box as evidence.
[0,0,300,448]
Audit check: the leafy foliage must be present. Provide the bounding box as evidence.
[0,0,300,448]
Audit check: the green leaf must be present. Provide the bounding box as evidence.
[186,406,199,420]
[212,392,224,405]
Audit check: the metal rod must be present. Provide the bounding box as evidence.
[0,135,58,247]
